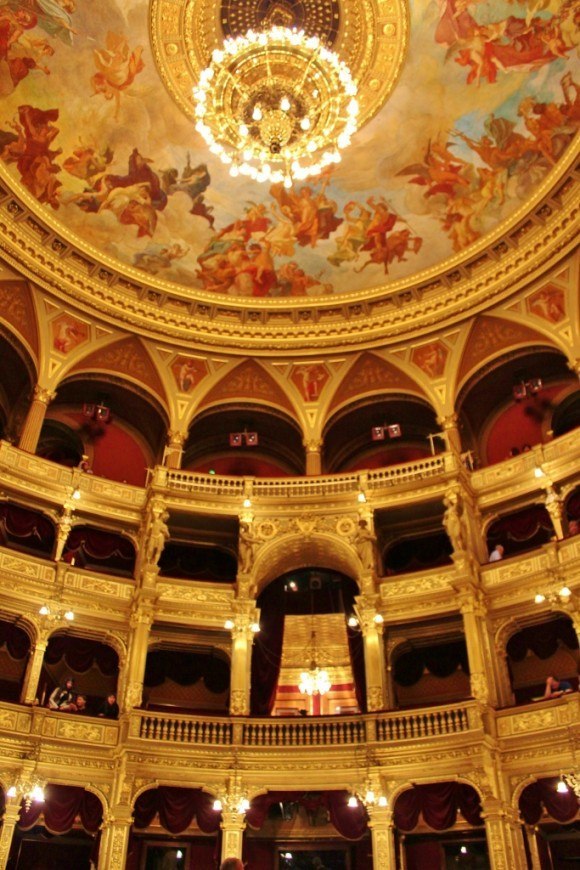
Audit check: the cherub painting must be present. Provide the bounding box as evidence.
[52,313,87,353]
[171,356,206,393]
[291,364,329,402]
[91,31,144,119]
[527,286,566,323]
[411,341,448,378]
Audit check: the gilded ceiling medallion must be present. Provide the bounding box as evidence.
[150,0,408,133]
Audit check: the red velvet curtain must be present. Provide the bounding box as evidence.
[394,640,470,687]
[394,782,483,831]
[347,624,367,713]
[383,533,452,575]
[250,583,285,716]
[507,618,578,662]
[63,526,135,574]
[144,649,229,693]
[159,542,237,582]
[18,784,103,834]
[487,505,553,555]
[44,635,119,675]
[132,787,219,835]
[566,490,580,521]
[519,778,579,825]
[0,502,55,554]
[0,620,30,660]
[245,791,367,840]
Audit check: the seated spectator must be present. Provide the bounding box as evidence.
[220,860,244,870]
[78,455,93,474]
[544,675,573,699]
[568,519,579,537]
[47,678,74,710]
[508,447,520,458]
[59,694,87,714]
[98,693,119,719]
[489,544,504,563]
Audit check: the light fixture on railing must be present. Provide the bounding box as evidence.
[230,429,259,447]
[7,775,45,810]
[348,784,387,809]
[71,488,81,500]
[224,618,260,633]
[39,603,74,621]
[298,629,331,696]
[512,377,542,401]
[347,613,383,629]
[371,423,401,442]
[534,587,571,606]
[194,26,359,187]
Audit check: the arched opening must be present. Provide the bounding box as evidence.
[394,782,486,869]
[485,504,554,558]
[391,632,470,709]
[6,784,103,870]
[183,405,305,477]
[519,777,580,867]
[39,633,119,716]
[0,618,31,702]
[0,502,55,558]
[0,329,35,443]
[506,616,579,704]
[39,377,168,486]
[457,348,576,467]
[62,525,136,577]
[128,787,219,869]
[251,569,362,717]
[323,396,439,474]
[376,497,451,577]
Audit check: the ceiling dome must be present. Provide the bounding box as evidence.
[0,0,577,349]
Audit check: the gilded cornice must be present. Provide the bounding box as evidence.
[0,151,577,355]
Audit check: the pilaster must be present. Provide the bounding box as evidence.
[20,634,48,705]
[18,385,56,454]
[0,801,21,870]
[366,805,396,869]
[304,438,323,476]
[220,810,246,864]
[483,802,528,870]
[357,598,386,712]
[97,809,133,870]
[228,601,260,716]
[123,596,154,710]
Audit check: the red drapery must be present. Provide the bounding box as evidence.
[18,784,103,834]
[44,634,119,676]
[394,782,483,831]
[347,624,367,713]
[245,791,367,840]
[393,640,470,687]
[144,649,229,693]
[0,619,30,660]
[383,533,453,575]
[487,505,553,555]
[63,526,135,575]
[519,778,579,825]
[250,583,285,716]
[132,787,219,835]
[507,617,578,662]
[0,502,55,555]
[566,489,580,521]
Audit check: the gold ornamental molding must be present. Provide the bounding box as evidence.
[150,0,408,134]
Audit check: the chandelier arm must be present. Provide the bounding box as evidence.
[292,47,321,100]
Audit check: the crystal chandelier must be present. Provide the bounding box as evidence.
[194,27,359,187]
[298,630,331,696]
[558,773,580,799]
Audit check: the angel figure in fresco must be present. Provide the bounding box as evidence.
[91,31,144,120]
[161,154,214,227]
[53,317,85,353]
[263,201,297,257]
[0,6,56,94]
[0,104,61,207]
[63,143,114,182]
[7,0,77,45]
[277,261,332,297]
[133,242,189,275]
[328,201,372,267]
[353,196,422,274]
[270,177,342,248]
[293,364,326,401]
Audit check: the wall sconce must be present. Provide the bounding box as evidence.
[230,429,258,447]
[558,772,580,798]
[348,787,387,808]
[7,776,45,810]
[82,402,111,423]
[39,603,74,621]
[534,587,571,605]
[371,423,401,441]
[224,618,260,633]
[357,492,367,504]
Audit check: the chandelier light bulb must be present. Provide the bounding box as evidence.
[193,27,359,186]
[39,605,50,616]
[348,616,358,628]
[559,586,571,599]
[72,488,81,500]
[213,798,223,811]
[347,795,359,808]
[7,786,16,798]
[64,610,75,621]
[243,497,252,508]
[251,622,260,633]
[557,780,569,793]
[378,795,388,807]
[534,593,545,604]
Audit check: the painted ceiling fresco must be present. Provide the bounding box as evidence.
[0,0,578,299]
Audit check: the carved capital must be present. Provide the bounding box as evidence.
[33,385,56,405]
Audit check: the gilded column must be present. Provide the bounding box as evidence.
[0,801,21,869]
[367,805,397,869]
[220,810,246,864]
[20,633,48,705]
[229,616,256,716]
[437,412,462,455]
[456,583,497,706]
[123,598,154,710]
[97,810,133,870]
[18,385,56,453]
[304,438,323,476]
[163,430,186,469]
[483,802,528,870]
[544,485,565,540]
[524,825,542,870]
[357,603,386,712]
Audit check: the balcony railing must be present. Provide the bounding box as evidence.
[131,701,479,748]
